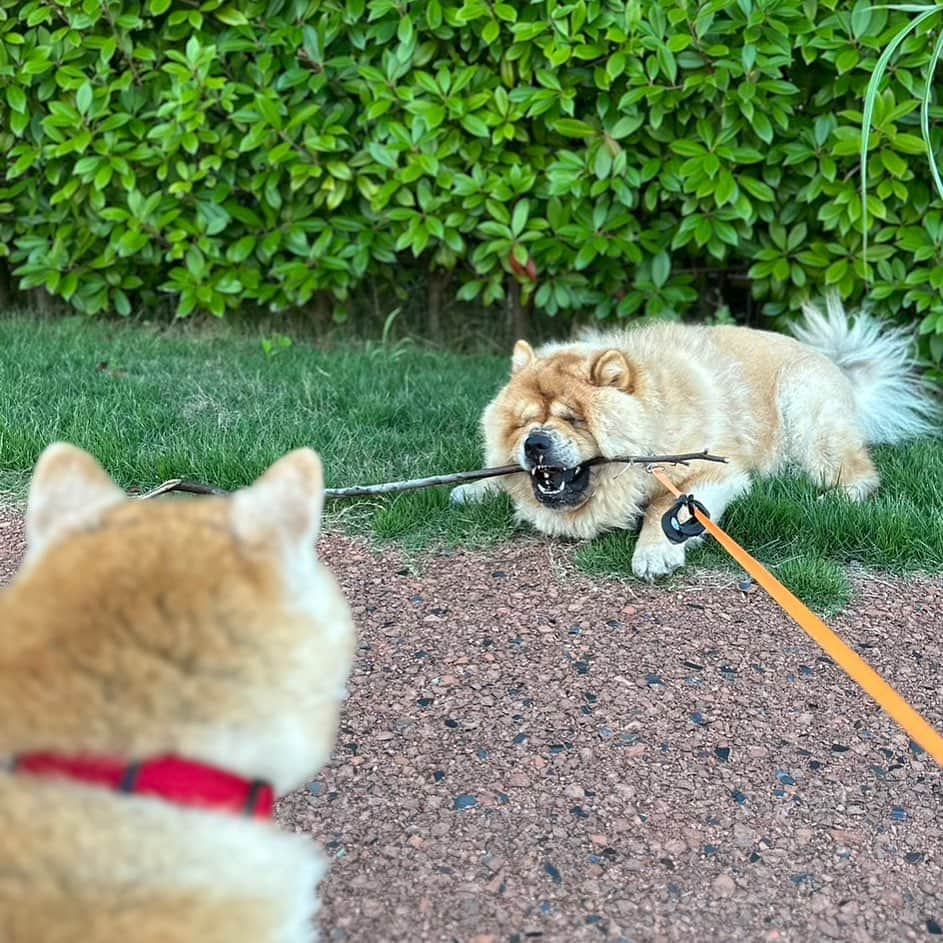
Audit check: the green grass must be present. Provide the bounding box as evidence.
[1,314,941,608]
[0,314,513,543]
[576,446,943,606]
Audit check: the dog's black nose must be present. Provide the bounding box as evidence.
[524,431,554,464]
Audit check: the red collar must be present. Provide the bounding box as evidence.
[12,752,275,820]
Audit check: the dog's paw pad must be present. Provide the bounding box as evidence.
[631,541,686,581]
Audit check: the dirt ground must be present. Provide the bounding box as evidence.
[2,502,942,942]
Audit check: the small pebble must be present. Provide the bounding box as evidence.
[713,873,736,896]
[776,772,796,785]
[453,794,477,811]
[891,807,908,822]
[927,918,942,935]
[904,851,924,864]
[732,789,747,805]
[715,746,731,762]
[544,862,562,885]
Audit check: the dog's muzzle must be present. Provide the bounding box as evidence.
[522,430,591,509]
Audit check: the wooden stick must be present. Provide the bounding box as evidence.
[135,450,727,502]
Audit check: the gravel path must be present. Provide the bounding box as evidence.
[2,506,941,942]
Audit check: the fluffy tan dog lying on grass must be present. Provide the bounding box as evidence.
[453,296,938,580]
[0,444,355,943]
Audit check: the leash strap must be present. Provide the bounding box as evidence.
[649,466,943,767]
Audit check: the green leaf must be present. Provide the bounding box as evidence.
[511,200,529,237]
[554,118,596,138]
[460,113,490,137]
[835,49,859,74]
[76,82,93,115]
[881,150,908,178]
[215,7,248,25]
[574,242,597,269]
[651,251,670,288]
[825,258,848,284]
[6,86,27,114]
[740,177,775,202]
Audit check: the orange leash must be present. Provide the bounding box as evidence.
[649,466,943,767]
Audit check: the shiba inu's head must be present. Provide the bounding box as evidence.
[481,339,651,535]
[2,443,356,796]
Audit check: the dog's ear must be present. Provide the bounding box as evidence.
[232,448,325,547]
[26,443,126,556]
[590,350,634,391]
[511,339,535,374]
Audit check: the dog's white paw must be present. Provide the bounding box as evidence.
[631,540,686,581]
[450,480,493,506]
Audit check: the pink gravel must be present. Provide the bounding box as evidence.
[2,506,942,942]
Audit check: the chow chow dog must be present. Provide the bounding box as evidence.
[0,444,355,942]
[452,296,938,580]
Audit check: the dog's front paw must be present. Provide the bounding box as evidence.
[631,539,686,581]
[449,479,495,506]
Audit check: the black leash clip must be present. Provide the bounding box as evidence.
[661,493,710,544]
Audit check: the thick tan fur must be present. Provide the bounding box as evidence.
[453,302,937,580]
[0,444,356,942]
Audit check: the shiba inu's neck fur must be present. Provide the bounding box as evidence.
[0,443,356,942]
[0,773,324,943]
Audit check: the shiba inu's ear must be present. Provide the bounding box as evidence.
[232,448,325,547]
[26,443,125,555]
[591,350,634,391]
[511,339,535,374]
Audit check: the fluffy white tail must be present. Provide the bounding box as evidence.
[791,294,940,444]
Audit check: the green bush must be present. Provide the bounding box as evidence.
[1,0,942,363]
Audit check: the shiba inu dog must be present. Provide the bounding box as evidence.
[453,296,938,580]
[0,444,356,942]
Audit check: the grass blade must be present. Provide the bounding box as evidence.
[860,6,941,272]
[921,26,943,204]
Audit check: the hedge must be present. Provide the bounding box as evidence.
[1,0,942,362]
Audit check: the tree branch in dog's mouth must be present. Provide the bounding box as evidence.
[136,451,728,502]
